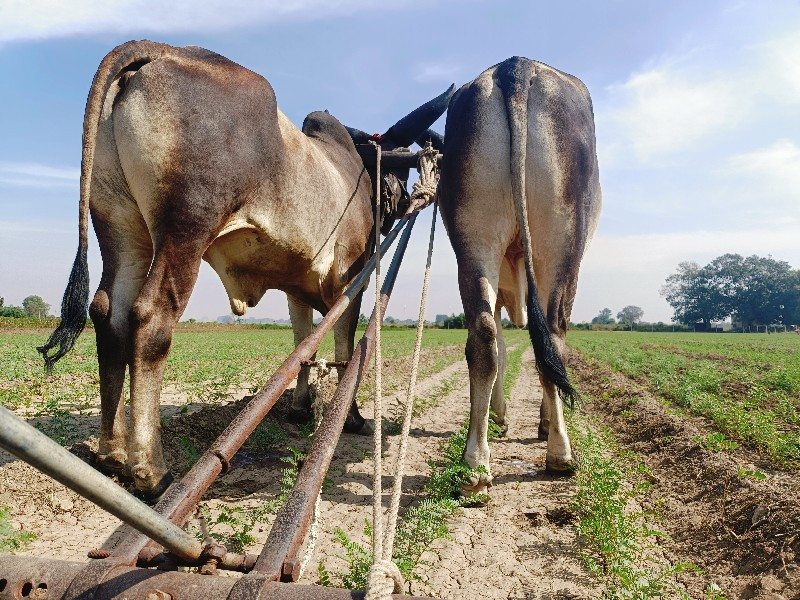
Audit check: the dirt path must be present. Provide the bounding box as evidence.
[302,347,596,599]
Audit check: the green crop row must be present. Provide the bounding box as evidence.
[0,328,475,412]
[567,331,800,469]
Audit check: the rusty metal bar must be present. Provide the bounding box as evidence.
[110,215,414,565]
[0,405,203,562]
[355,147,440,170]
[0,555,430,599]
[253,210,419,582]
[131,547,258,573]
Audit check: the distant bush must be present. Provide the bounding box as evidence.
[0,316,63,329]
[570,322,691,333]
[0,306,25,318]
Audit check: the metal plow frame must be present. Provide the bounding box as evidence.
[0,155,435,600]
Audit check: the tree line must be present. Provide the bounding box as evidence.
[0,296,51,319]
[660,254,800,329]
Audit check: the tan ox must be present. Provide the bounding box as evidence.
[438,57,601,493]
[39,40,453,497]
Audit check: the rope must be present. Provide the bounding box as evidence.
[407,143,440,213]
[366,560,404,599]
[384,202,437,557]
[366,143,440,599]
[369,140,385,569]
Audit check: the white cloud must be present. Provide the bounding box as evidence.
[413,59,463,84]
[599,65,748,165]
[597,22,800,167]
[725,139,800,193]
[0,161,79,188]
[758,29,800,104]
[0,0,411,43]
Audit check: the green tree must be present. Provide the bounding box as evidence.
[442,313,466,329]
[661,262,725,326]
[22,295,50,319]
[662,254,800,329]
[616,305,643,330]
[591,308,615,325]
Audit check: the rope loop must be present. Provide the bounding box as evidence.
[408,142,441,212]
[365,559,404,599]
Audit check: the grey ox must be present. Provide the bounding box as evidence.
[438,57,601,493]
[38,40,453,497]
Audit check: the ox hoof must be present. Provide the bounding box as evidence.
[286,406,313,424]
[459,471,492,498]
[343,413,374,436]
[545,453,575,476]
[97,450,130,476]
[135,471,174,504]
[537,422,550,441]
[495,421,509,437]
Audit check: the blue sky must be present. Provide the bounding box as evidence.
[1,0,799,323]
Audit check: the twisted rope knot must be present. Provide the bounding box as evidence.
[365,559,404,599]
[408,142,441,212]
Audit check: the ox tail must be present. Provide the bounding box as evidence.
[38,40,170,373]
[497,57,578,406]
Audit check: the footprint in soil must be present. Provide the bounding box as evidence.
[523,507,577,528]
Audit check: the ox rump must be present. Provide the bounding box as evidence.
[438,56,602,493]
[38,40,453,497]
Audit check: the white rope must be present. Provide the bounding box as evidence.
[407,143,440,212]
[370,140,385,568]
[366,143,440,599]
[384,201,437,557]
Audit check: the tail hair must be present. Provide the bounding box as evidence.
[525,271,579,408]
[37,246,89,374]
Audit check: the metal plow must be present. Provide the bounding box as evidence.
[0,152,435,600]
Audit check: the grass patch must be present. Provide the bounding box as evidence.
[0,506,35,554]
[694,432,738,453]
[189,447,304,552]
[568,408,702,599]
[32,396,82,446]
[245,421,288,450]
[177,435,200,470]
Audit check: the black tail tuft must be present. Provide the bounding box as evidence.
[525,272,579,408]
[37,246,90,374]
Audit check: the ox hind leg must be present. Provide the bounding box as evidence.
[288,296,315,422]
[489,306,508,436]
[459,252,502,495]
[535,287,574,473]
[127,237,206,496]
[90,210,153,476]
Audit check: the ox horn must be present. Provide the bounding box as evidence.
[383,84,455,147]
[344,125,375,145]
[414,128,445,151]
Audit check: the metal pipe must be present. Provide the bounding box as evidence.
[254,210,419,581]
[110,215,414,564]
[355,147,441,170]
[0,405,203,561]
